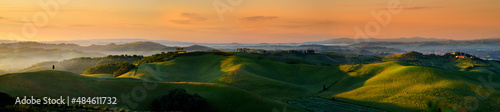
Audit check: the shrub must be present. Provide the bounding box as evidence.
[83,62,136,77]
[135,52,178,64]
[113,67,131,77]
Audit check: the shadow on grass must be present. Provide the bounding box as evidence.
[333,97,420,112]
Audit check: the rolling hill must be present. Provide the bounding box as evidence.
[115,52,500,111]
[2,51,499,111]
[383,51,500,74]
[321,62,500,111]
[0,70,305,111]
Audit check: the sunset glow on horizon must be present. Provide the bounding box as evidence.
[1,0,499,43]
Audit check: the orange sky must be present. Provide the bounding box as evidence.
[0,0,499,43]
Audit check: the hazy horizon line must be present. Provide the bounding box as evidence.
[2,36,498,45]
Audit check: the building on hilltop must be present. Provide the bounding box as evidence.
[451,51,473,58]
[236,48,250,52]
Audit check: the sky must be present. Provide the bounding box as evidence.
[0,0,499,43]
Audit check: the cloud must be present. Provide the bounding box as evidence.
[0,8,39,12]
[180,13,207,21]
[241,16,278,22]
[170,20,191,24]
[405,6,433,10]
[170,13,207,24]
[0,17,4,19]
[382,5,437,10]
[70,24,93,27]
[10,20,31,23]
[276,20,335,29]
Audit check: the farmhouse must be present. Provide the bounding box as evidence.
[451,51,473,58]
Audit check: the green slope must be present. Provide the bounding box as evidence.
[112,53,500,111]
[321,62,500,111]
[118,53,347,99]
[383,52,500,74]
[0,70,305,111]
[5,52,500,111]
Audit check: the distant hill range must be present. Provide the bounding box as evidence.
[3,51,499,111]
[40,39,197,47]
[0,41,213,73]
[0,37,498,47]
[302,37,456,45]
[0,41,213,52]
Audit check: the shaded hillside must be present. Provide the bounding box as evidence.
[8,51,500,111]
[113,52,499,111]
[0,70,306,111]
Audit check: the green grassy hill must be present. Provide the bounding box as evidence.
[383,52,500,74]
[118,53,346,99]
[3,52,500,111]
[114,52,500,111]
[0,70,305,111]
[320,62,500,111]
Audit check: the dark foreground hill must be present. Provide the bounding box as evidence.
[0,70,304,111]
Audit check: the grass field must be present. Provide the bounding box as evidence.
[118,53,500,111]
[118,53,346,99]
[2,52,500,111]
[321,62,500,111]
[0,70,306,111]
